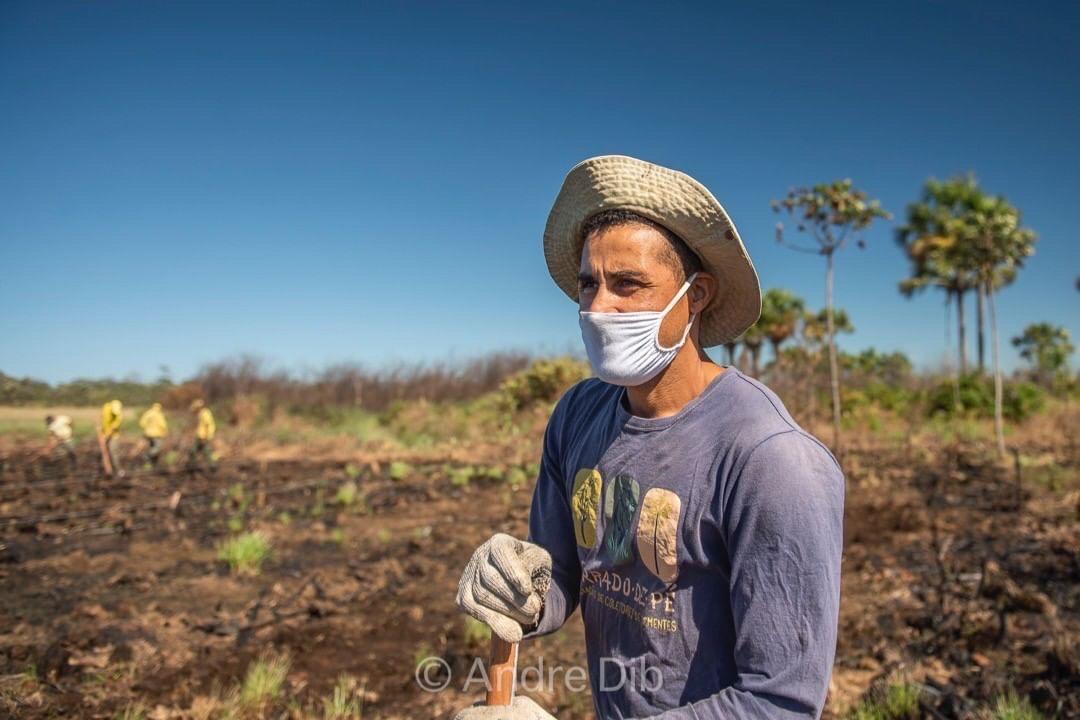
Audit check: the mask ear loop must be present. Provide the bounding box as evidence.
[655,272,699,352]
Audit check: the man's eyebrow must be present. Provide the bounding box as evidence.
[577,269,650,283]
[610,269,649,281]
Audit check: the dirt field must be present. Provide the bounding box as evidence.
[0,432,1077,719]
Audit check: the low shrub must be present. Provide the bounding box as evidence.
[499,357,588,412]
[335,481,360,507]
[926,374,1044,423]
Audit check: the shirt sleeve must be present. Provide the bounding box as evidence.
[644,429,845,720]
[522,387,584,638]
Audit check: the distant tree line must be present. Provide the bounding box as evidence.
[0,372,173,408]
[0,352,535,414]
[719,289,1069,427]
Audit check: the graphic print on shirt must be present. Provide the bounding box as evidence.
[571,468,602,548]
[579,473,681,634]
[602,473,640,566]
[636,488,681,583]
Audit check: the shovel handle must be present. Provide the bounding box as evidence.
[485,636,518,706]
[96,427,114,477]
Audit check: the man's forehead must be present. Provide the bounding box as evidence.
[580,224,668,265]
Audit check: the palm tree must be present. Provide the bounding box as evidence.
[896,176,981,374]
[962,192,1037,455]
[742,323,766,377]
[760,289,806,367]
[799,307,853,426]
[772,181,890,454]
[1012,323,1074,386]
[847,348,913,386]
[803,308,854,346]
[723,335,742,368]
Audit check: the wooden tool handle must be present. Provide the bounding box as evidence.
[97,428,114,477]
[485,636,518,706]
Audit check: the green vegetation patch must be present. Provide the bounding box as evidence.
[217,531,272,576]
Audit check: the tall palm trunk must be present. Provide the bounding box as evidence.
[825,250,842,454]
[976,282,986,373]
[988,286,1006,457]
[956,286,967,374]
[944,293,961,411]
[769,338,783,368]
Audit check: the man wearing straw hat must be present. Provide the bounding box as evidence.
[456,156,845,719]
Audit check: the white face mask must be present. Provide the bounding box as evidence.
[579,272,698,387]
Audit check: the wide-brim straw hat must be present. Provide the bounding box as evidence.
[543,154,761,348]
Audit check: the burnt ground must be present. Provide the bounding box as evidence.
[0,439,1076,719]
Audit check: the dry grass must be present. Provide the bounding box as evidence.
[186,652,292,720]
[320,674,364,719]
[217,532,272,576]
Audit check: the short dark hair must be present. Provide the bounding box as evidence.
[580,208,703,282]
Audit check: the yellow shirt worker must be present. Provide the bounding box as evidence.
[187,399,218,472]
[99,399,123,477]
[100,399,123,438]
[196,406,215,441]
[138,402,168,469]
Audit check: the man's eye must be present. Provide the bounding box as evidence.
[579,280,597,291]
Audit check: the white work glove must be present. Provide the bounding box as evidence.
[452,695,556,720]
[456,533,552,643]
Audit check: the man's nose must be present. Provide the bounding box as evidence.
[583,282,619,313]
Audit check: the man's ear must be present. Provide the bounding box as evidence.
[688,272,716,315]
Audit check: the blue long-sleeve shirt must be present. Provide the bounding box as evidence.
[524,367,845,719]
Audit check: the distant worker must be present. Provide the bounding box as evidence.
[138,402,168,469]
[44,414,77,472]
[99,399,124,477]
[187,399,217,472]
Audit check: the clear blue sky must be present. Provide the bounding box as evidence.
[2,1,1078,384]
